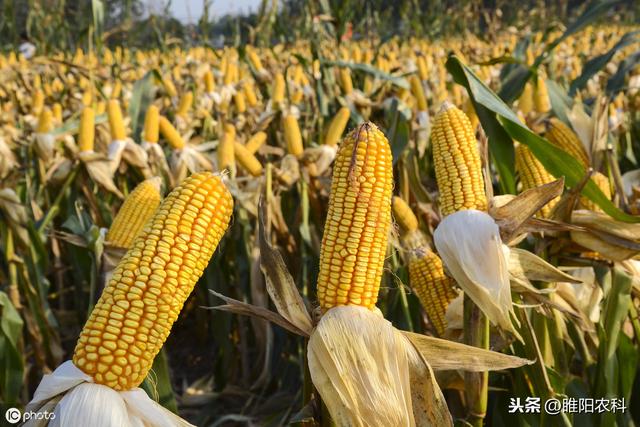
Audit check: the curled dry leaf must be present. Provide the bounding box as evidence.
[570,210,640,261]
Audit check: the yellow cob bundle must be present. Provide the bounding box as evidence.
[408,248,458,336]
[73,172,234,390]
[316,122,393,309]
[432,102,487,216]
[105,178,163,249]
[515,144,559,217]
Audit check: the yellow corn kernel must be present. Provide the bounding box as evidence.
[545,118,589,167]
[52,103,63,123]
[143,105,159,144]
[234,91,246,113]
[283,114,304,157]
[409,75,428,111]
[176,92,193,117]
[324,107,350,146]
[518,82,533,115]
[317,122,393,310]
[339,68,353,95]
[32,89,45,115]
[78,107,95,153]
[234,142,263,177]
[515,144,559,218]
[580,172,611,212]
[392,196,418,232]
[37,108,53,133]
[159,116,185,149]
[408,248,458,336]
[218,123,236,172]
[272,72,286,106]
[432,102,487,216]
[107,100,127,141]
[106,178,162,249]
[204,70,215,93]
[73,172,234,390]
[245,131,267,154]
[534,75,551,113]
[243,82,258,107]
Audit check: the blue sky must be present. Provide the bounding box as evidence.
[146,0,262,23]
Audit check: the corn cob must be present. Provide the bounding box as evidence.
[243,82,258,107]
[324,107,350,146]
[176,92,193,117]
[545,118,589,167]
[432,102,487,216]
[234,91,247,113]
[580,172,611,212]
[339,68,353,95]
[52,103,63,123]
[283,114,304,157]
[73,172,233,390]
[234,142,263,177]
[82,90,92,107]
[416,56,429,81]
[515,144,558,217]
[534,75,551,113]
[245,131,267,154]
[272,72,286,107]
[392,196,418,232]
[163,77,177,98]
[111,81,122,99]
[159,116,185,149]
[408,248,458,336]
[107,100,127,141]
[218,123,236,172]
[246,47,264,72]
[518,83,533,115]
[409,75,428,111]
[316,122,393,310]
[106,178,162,249]
[37,108,53,133]
[143,105,159,143]
[96,101,106,115]
[204,70,215,93]
[78,107,95,153]
[33,89,45,115]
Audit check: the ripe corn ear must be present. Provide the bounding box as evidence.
[37,108,53,133]
[409,75,428,111]
[432,102,487,216]
[316,122,393,310]
[545,118,589,167]
[324,107,350,146]
[283,114,304,157]
[245,131,267,154]
[159,116,185,149]
[218,124,236,172]
[408,249,458,336]
[143,105,159,143]
[234,142,263,177]
[78,107,95,153]
[73,172,234,390]
[392,196,418,232]
[515,144,559,218]
[106,178,162,249]
[107,100,127,141]
[534,75,551,114]
[580,172,611,212]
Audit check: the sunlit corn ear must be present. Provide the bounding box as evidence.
[26,173,233,426]
[570,210,640,261]
[106,102,150,175]
[34,108,56,161]
[434,210,519,336]
[307,306,418,427]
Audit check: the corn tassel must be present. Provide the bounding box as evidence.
[73,172,233,390]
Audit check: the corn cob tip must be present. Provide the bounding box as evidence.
[438,100,455,113]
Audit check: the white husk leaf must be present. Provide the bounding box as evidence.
[25,361,194,427]
[307,306,414,427]
[433,210,517,335]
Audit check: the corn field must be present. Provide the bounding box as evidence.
[0,1,639,426]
